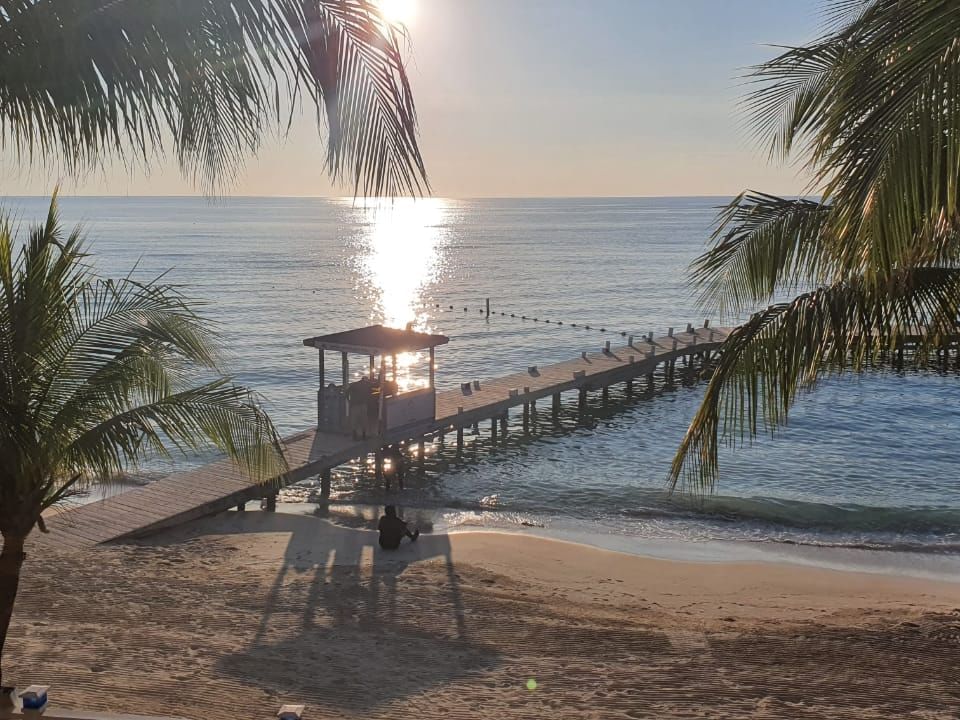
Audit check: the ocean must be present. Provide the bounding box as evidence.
[8,195,960,565]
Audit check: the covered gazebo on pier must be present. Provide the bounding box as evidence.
[303,324,449,439]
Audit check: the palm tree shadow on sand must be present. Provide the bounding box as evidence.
[188,509,496,713]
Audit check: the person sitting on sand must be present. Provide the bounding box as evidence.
[378,505,419,550]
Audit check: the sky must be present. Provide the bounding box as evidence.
[2,0,825,199]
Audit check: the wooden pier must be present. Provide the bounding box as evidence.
[37,323,731,550]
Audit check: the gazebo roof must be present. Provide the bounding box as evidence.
[303,324,449,355]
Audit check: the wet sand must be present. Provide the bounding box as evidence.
[10,510,960,719]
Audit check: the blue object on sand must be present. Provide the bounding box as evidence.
[20,685,49,710]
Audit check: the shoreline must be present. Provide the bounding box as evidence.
[283,502,960,583]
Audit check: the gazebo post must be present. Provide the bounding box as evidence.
[377,354,387,435]
[369,354,375,379]
[429,346,436,388]
[391,353,397,381]
[341,351,349,387]
[317,349,325,426]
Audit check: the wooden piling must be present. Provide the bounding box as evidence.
[320,469,331,499]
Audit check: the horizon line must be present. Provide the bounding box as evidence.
[0,193,765,201]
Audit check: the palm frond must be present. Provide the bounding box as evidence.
[0,0,427,194]
[61,380,286,502]
[671,267,960,495]
[692,192,833,314]
[741,37,849,162]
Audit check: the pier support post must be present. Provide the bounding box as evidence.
[601,385,609,405]
[375,450,384,488]
[552,392,561,418]
[456,426,464,454]
[647,372,655,393]
[320,469,331,500]
[262,493,277,512]
[626,378,633,397]
[578,387,587,409]
[418,439,426,468]
[236,501,246,512]
[500,413,508,437]
[523,402,530,433]
[491,417,498,441]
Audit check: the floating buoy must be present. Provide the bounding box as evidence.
[585,325,591,330]
[621,331,627,336]
[558,321,563,325]
[511,313,515,318]
[571,323,577,327]
[449,305,454,309]
[600,328,606,332]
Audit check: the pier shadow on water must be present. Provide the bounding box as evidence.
[186,509,493,713]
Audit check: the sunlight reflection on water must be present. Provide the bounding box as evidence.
[344,198,452,390]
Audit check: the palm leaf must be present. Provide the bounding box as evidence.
[671,267,960,495]
[0,0,427,194]
[692,192,833,315]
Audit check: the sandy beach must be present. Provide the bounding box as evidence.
[10,510,960,720]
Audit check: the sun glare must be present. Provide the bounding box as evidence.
[378,0,417,27]
[347,197,452,391]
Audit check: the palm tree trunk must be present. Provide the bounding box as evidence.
[0,532,26,688]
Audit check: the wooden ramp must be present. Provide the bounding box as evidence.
[37,326,730,551]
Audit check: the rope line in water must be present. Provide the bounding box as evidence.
[429,301,710,343]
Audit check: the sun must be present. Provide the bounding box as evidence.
[377,0,417,27]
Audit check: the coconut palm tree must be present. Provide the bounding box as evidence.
[670,0,960,491]
[0,196,288,685]
[0,0,427,195]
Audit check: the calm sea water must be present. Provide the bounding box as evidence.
[7,195,960,554]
